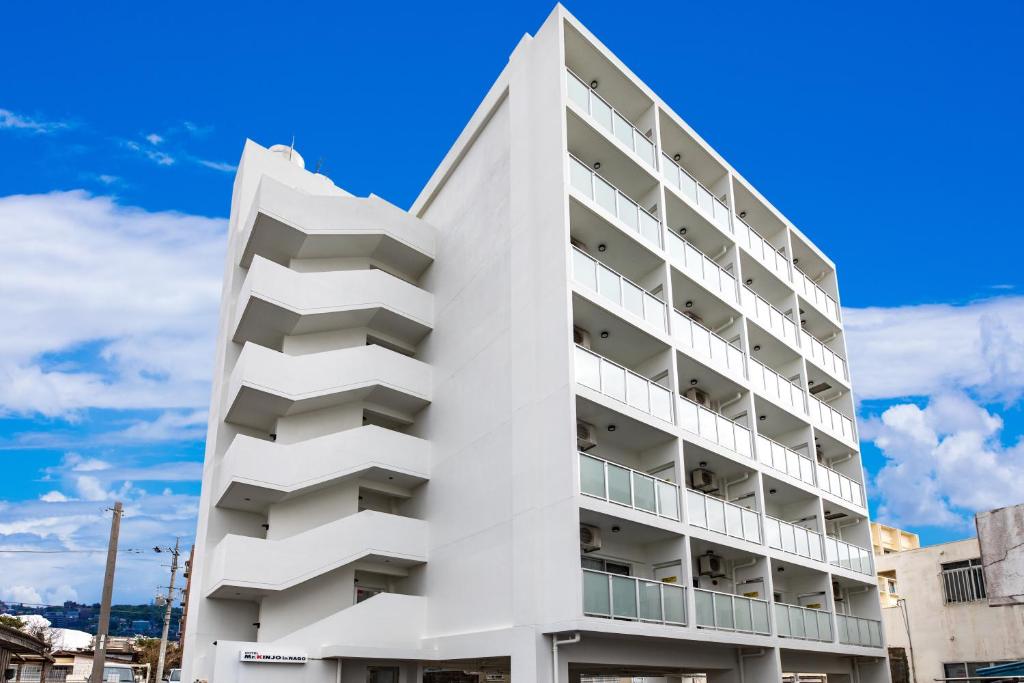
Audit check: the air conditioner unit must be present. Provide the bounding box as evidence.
[684,386,711,408]
[690,467,719,493]
[832,581,844,601]
[698,552,725,578]
[580,524,602,553]
[573,325,592,349]
[576,420,598,452]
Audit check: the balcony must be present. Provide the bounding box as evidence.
[808,395,856,445]
[816,462,864,508]
[571,246,667,333]
[579,452,680,521]
[764,515,824,563]
[795,266,841,325]
[735,216,791,285]
[800,329,848,383]
[774,603,833,643]
[671,310,746,384]
[569,155,662,249]
[582,569,687,626]
[574,345,674,424]
[755,435,816,488]
[660,153,732,234]
[748,358,807,418]
[693,588,771,635]
[678,394,753,459]
[686,489,762,544]
[666,231,739,306]
[824,536,873,576]
[566,69,656,169]
[741,286,799,348]
[835,614,883,648]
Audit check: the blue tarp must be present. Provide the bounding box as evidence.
[977,661,1024,677]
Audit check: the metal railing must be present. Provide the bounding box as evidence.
[579,452,680,521]
[755,435,816,487]
[816,462,864,508]
[666,230,739,305]
[694,588,771,634]
[740,285,799,348]
[671,309,746,382]
[686,489,762,544]
[583,569,687,625]
[794,266,841,324]
[824,536,873,575]
[572,246,667,332]
[569,155,662,248]
[566,69,657,168]
[942,565,987,604]
[800,329,848,381]
[775,603,834,642]
[835,614,883,647]
[764,515,824,562]
[677,394,753,459]
[748,357,807,416]
[735,216,792,284]
[574,345,674,423]
[808,394,856,444]
[660,153,732,234]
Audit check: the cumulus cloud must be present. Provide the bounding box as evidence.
[0,108,69,134]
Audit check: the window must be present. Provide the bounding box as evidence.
[940,559,986,603]
[887,578,898,594]
[944,661,1011,680]
[581,556,631,575]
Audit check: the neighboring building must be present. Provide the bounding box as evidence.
[182,6,889,682]
[976,503,1024,607]
[871,523,921,609]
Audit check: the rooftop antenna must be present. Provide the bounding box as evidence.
[288,135,296,161]
[315,157,324,174]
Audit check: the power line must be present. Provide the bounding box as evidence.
[0,548,149,554]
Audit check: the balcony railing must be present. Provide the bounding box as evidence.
[569,155,662,248]
[800,329,848,382]
[575,345,674,423]
[808,394,856,444]
[666,231,739,305]
[794,267,841,324]
[572,247,667,332]
[686,489,762,544]
[566,69,656,168]
[942,565,987,604]
[735,216,792,284]
[748,358,807,416]
[678,394,753,459]
[775,603,833,642]
[671,310,746,382]
[755,435,816,487]
[816,462,864,508]
[835,614,883,648]
[824,536,873,575]
[583,569,687,625]
[694,588,771,635]
[660,153,732,234]
[740,286,798,348]
[764,515,824,563]
[579,452,680,521]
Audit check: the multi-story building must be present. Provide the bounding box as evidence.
[871,523,920,609]
[182,6,890,682]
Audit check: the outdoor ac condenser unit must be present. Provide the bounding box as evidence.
[690,467,719,493]
[576,420,598,451]
[698,552,725,578]
[580,524,602,553]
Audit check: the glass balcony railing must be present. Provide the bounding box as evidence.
[575,345,674,423]
[678,394,753,459]
[694,588,771,635]
[583,569,687,625]
[836,614,883,648]
[824,536,873,576]
[571,247,667,332]
[794,266,841,324]
[755,435,816,487]
[735,216,791,284]
[764,515,824,563]
[671,310,746,382]
[800,329,848,381]
[665,231,739,305]
[808,394,856,444]
[740,286,798,348]
[748,358,807,416]
[775,603,834,642]
[686,489,762,544]
[579,452,680,521]
[816,462,864,508]
[569,155,662,248]
[566,69,657,168]
[660,154,732,234]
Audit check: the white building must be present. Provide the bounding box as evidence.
[182,6,890,682]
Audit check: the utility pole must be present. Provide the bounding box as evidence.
[91,501,123,683]
[154,537,181,683]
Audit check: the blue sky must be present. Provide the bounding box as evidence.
[1,1,1022,604]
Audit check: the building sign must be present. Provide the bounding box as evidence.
[239,650,308,664]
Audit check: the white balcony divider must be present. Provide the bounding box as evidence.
[735,216,792,284]
[764,515,824,563]
[694,588,771,635]
[579,452,680,521]
[774,603,834,642]
[583,569,687,625]
[816,462,864,508]
[748,358,807,416]
[572,247,667,332]
[660,153,732,234]
[824,536,873,576]
[740,286,798,347]
[808,394,856,444]
[755,435,816,487]
[665,231,739,305]
[800,329,848,381]
[794,267,841,324]
[575,345,674,423]
[569,155,662,248]
[566,69,657,169]
[671,310,746,382]
[686,489,762,544]
[836,614,883,648]
[677,394,753,459]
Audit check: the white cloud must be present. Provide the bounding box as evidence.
[197,159,237,173]
[96,174,119,185]
[0,108,68,134]
[40,491,69,503]
[145,133,163,145]
[1,585,43,604]
[125,140,175,166]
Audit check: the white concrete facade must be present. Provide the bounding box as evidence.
[182,7,890,682]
